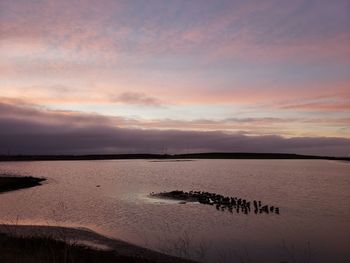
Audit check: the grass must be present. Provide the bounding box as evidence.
[0,232,151,263]
[0,176,46,193]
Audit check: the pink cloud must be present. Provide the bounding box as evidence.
[281,101,350,111]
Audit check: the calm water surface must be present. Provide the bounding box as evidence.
[0,160,349,262]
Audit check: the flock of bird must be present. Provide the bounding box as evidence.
[150,190,280,215]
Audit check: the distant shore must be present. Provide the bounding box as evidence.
[0,152,349,162]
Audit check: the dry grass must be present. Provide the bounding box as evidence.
[0,232,153,263]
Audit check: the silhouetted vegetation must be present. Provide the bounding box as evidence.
[0,176,46,193]
[151,190,280,215]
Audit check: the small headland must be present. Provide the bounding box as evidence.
[0,175,46,193]
[150,190,280,215]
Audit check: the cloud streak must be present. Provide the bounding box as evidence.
[111,92,165,107]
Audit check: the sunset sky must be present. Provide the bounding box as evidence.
[1,0,350,155]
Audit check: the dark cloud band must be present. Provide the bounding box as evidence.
[0,100,349,156]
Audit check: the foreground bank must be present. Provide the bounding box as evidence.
[0,224,197,263]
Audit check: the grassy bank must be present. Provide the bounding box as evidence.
[0,176,46,193]
[0,225,197,263]
[0,233,140,263]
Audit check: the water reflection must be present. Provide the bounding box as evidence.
[0,160,349,262]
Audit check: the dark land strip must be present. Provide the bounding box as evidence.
[1,152,349,162]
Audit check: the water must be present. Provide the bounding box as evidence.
[0,159,349,262]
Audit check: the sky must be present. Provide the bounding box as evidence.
[0,0,350,156]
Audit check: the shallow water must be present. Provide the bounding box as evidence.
[0,159,349,262]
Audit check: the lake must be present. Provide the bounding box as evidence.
[0,159,349,262]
